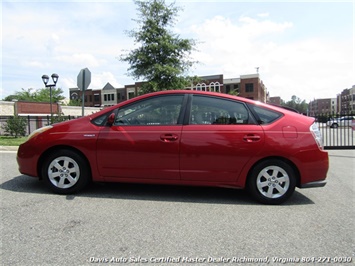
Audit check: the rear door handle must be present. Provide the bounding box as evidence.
[243,134,261,143]
[160,134,179,142]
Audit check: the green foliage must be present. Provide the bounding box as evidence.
[0,136,27,146]
[120,0,197,93]
[2,116,27,137]
[3,88,65,103]
[283,95,308,114]
[228,89,239,96]
[67,100,82,106]
[51,113,69,124]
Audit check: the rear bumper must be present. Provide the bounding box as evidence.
[299,180,327,188]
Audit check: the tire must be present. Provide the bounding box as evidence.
[332,123,338,129]
[41,149,91,194]
[247,159,296,205]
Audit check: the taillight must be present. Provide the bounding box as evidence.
[310,123,324,150]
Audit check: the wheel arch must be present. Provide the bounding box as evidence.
[331,123,338,128]
[246,156,301,187]
[37,145,92,181]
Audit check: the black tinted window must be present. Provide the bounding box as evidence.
[92,113,110,126]
[190,95,254,125]
[251,105,282,124]
[114,95,184,126]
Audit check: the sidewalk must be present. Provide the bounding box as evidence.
[0,146,19,151]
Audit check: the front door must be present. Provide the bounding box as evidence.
[96,94,185,180]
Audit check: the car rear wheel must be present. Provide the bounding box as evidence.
[247,159,296,204]
[42,149,90,194]
[331,123,338,128]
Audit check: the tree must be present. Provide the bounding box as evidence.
[2,115,27,137]
[228,89,239,96]
[66,100,82,106]
[284,95,308,114]
[120,0,197,94]
[3,88,65,103]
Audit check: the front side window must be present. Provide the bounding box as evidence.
[190,95,253,125]
[114,95,184,126]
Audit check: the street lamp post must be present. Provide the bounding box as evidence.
[41,73,59,123]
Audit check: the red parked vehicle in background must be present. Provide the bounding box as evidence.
[17,90,329,204]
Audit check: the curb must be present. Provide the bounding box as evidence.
[0,146,19,151]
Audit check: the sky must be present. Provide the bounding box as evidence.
[1,0,354,102]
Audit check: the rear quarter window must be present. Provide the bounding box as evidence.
[250,105,283,124]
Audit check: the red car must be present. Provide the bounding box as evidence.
[17,90,329,204]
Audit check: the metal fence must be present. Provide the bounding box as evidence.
[0,115,79,136]
[1,113,354,149]
[313,112,355,149]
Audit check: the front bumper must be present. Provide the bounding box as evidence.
[17,142,40,178]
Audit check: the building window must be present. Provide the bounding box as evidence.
[94,94,100,102]
[215,82,220,92]
[209,82,215,92]
[245,83,254,93]
[226,85,230,93]
[111,93,114,101]
[128,92,135,99]
[209,82,220,92]
[104,94,107,101]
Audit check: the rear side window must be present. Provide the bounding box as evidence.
[250,105,283,124]
[190,95,255,125]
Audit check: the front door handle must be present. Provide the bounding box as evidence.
[160,134,179,142]
[243,134,261,143]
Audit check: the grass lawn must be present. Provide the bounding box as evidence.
[0,136,27,146]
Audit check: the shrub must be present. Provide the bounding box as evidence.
[2,116,27,137]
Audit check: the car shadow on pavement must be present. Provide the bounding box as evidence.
[1,174,315,206]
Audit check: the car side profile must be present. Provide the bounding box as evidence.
[17,90,329,204]
[326,116,355,128]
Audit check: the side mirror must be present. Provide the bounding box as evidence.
[107,113,115,126]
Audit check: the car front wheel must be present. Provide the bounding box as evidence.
[41,149,90,194]
[247,159,296,204]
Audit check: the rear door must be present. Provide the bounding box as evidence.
[180,95,265,182]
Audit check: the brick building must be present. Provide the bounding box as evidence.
[70,88,102,107]
[15,101,60,115]
[239,74,267,102]
[69,73,268,108]
[268,96,282,106]
[308,98,337,116]
[337,86,355,113]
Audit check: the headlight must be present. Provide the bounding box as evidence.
[27,125,53,141]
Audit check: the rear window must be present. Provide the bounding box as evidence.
[250,105,283,124]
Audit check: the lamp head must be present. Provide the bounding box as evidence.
[51,73,59,85]
[42,75,49,85]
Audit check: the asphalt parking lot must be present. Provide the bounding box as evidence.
[0,148,354,265]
